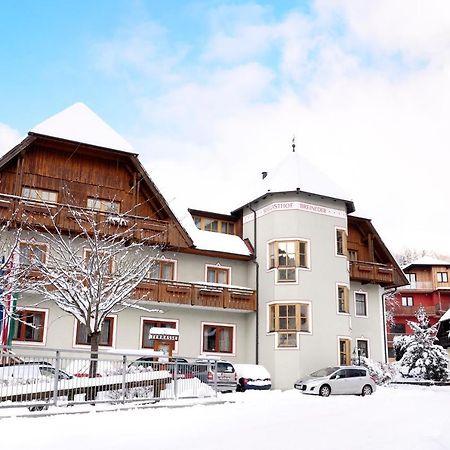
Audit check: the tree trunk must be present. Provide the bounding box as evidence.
[86,331,100,401]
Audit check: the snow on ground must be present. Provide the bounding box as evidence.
[1,385,450,450]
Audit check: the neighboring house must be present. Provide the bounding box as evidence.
[0,103,406,389]
[388,256,450,357]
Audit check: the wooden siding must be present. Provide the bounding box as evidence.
[0,139,190,248]
[133,279,256,312]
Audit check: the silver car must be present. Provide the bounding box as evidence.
[294,366,376,397]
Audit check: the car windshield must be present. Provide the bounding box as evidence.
[310,367,340,377]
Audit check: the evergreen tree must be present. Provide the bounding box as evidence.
[395,307,449,381]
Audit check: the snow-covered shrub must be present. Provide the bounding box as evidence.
[396,307,449,381]
[351,356,397,385]
[393,334,413,361]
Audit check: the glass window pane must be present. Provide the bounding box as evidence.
[217,270,228,284]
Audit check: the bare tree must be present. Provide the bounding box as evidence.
[20,201,163,377]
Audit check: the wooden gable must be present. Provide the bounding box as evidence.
[0,134,192,249]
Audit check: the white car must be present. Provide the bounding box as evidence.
[233,364,271,391]
[294,366,376,397]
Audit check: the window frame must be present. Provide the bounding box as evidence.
[354,291,368,318]
[401,296,414,307]
[338,336,352,366]
[140,317,179,352]
[193,216,236,235]
[335,227,348,257]
[437,272,448,283]
[87,197,121,214]
[205,264,231,285]
[73,315,117,349]
[267,301,312,349]
[148,259,177,281]
[19,241,49,267]
[21,186,58,205]
[83,248,114,275]
[12,307,48,346]
[336,283,350,315]
[356,338,370,359]
[267,238,310,284]
[201,321,236,356]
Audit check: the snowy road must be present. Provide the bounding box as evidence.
[2,385,450,450]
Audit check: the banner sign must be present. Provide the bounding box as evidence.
[243,201,346,224]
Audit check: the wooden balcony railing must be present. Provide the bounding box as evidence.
[0,194,169,245]
[349,261,394,286]
[133,279,256,312]
[386,332,408,344]
[393,305,438,317]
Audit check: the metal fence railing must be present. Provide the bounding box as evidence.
[0,346,221,412]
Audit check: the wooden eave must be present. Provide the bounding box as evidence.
[188,208,240,222]
[0,133,194,248]
[348,215,408,288]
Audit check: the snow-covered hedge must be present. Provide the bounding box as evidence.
[351,356,397,385]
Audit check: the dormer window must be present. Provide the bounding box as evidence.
[87,197,120,214]
[192,216,235,235]
[22,187,58,204]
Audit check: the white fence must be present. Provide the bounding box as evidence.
[0,346,219,411]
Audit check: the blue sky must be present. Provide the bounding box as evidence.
[1,1,450,255]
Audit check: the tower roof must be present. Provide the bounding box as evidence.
[233,151,355,213]
[30,102,134,153]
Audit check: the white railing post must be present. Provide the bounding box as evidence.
[174,360,179,400]
[122,354,127,404]
[53,350,60,407]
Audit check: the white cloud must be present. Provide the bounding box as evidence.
[0,123,22,156]
[108,2,450,256]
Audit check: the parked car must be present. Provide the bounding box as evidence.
[294,366,376,397]
[0,362,72,381]
[129,357,194,379]
[193,359,237,393]
[233,364,271,391]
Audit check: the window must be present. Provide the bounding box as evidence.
[13,309,46,343]
[356,339,369,358]
[19,242,47,266]
[206,266,230,284]
[390,323,406,334]
[87,197,120,214]
[142,319,177,349]
[84,249,113,275]
[268,240,309,283]
[269,303,310,348]
[406,273,416,284]
[193,216,235,235]
[401,296,414,307]
[437,272,448,283]
[355,292,368,317]
[148,260,175,280]
[22,187,58,204]
[75,317,114,347]
[339,338,351,365]
[337,285,349,314]
[336,229,347,256]
[348,250,358,261]
[202,323,234,353]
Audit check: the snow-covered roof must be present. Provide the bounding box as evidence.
[233,151,355,213]
[30,102,134,153]
[148,169,252,257]
[403,256,450,270]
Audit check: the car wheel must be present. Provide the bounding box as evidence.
[319,384,331,397]
[361,385,373,396]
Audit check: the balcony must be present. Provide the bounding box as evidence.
[387,332,407,344]
[349,261,394,286]
[133,279,256,312]
[0,194,169,246]
[393,305,438,317]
